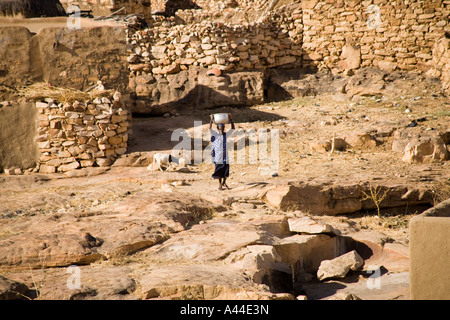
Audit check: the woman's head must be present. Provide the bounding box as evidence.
[217,123,225,133]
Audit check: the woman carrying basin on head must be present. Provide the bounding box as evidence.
[209,113,235,190]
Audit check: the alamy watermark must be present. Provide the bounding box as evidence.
[66,265,81,290]
[367,5,382,30]
[366,265,382,290]
[170,121,279,175]
[67,5,82,30]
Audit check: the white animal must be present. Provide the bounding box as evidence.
[147,153,180,171]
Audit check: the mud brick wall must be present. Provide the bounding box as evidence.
[37,26,128,91]
[36,97,129,173]
[0,25,128,100]
[0,101,40,172]
[0,27,33,91]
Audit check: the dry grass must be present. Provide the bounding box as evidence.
[17,82,114,103]
[427,179,450,206]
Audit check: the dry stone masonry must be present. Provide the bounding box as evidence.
[60,0,152,18]
[36,96,129,173]
[123,0,450,113]
[127,5,302,75]
[126,3,302,113]
[300,0,450,73]
[130,0,450,75]
[431,37,450,92]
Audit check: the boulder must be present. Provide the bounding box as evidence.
[112,152,153,167]
[344,68,387,97]
[317,250,364,281]
[402,138,448,164]
[196,70,264,108]
[131,67,264,114]
[264,182,432,215]
[264,183,363,214]
[346,133,379,149]
[309,139,331,153]
[0,232,104,269]
[309,138,349,153]
[273,234,340,273]
[341,230,410,272]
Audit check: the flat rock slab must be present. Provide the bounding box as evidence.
[0,191,221,269]
[3,265,137,300]
[288,217,341,236]
[147,219,279,262]
[137,264,293,300]
[301,272,410,300]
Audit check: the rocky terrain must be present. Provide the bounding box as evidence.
[1,69,449,300]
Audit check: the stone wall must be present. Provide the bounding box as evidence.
[300,0,449,73]
[151,0,280,17]
[36,96,129,173]
[430,37,450,92]
[128,10,302,75]
[127,4,303,113]
[125,0,450,112]
[60,0,152,18]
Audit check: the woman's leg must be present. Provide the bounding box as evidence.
[222,177,229,189]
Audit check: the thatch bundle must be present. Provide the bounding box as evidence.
[18,82,115,103]
[0,0,67,18]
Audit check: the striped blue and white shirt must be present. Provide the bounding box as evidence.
[210,129,234,164]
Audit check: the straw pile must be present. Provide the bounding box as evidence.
[18,82,115,103]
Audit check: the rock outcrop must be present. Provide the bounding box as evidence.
[264,182,432,214]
